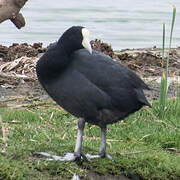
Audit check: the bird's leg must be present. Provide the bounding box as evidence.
[34,118,86,161]
[99,126,107,157]
[86,126,112,160]
[74,118,86,159]
[99,126,112,159]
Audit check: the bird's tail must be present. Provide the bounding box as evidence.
[135,88,152,108]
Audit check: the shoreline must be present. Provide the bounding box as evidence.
[0,42,180,106]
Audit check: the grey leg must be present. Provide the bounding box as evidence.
[86,126,112,160]
[74,118,85,158]
[99,126,107,157]
[35,118,86,161]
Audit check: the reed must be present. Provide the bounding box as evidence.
[159,6,176,116]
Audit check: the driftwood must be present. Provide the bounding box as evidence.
[0,0,28,29]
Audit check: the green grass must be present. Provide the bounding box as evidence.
[0,99,180,180]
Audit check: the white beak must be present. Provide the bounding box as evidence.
[82,28,92,54]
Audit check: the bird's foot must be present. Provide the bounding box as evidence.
[34,152,89,162]
[85,152,113,160]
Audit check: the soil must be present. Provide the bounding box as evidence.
[0,40,180,107]
[0,43,46,61]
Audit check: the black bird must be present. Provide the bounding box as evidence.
[36,26,151,161]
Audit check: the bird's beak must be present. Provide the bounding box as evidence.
[82,37,92,54]
[82,28,92,54]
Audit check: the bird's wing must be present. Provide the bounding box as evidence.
[44,68,112,119]
[70,49,150,109]
[71,49,149,90]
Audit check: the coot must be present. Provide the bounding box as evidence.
[36,26,151,161]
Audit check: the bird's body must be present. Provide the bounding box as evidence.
[36,26,151,161]
[37,49,150,127]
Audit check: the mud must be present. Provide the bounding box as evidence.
[1,40,180,78]
[0,40,180,106]
[0,43,46,62]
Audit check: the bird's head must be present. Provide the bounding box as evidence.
[58,26,92,54]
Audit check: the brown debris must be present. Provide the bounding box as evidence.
[90,39,119,60]
[0,56,38,85]
[0,41,180,85]
[0,43,46,62]
[90,39,180,77]
[116,48,180,77]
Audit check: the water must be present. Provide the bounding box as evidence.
[0,0,180,50]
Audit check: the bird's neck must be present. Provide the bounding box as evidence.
[36,45,72,81]
[57,39,78,56]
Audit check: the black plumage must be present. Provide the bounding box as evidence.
[36,26,151,161]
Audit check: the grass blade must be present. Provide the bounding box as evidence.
[159,23,166,113]
[159,6,176,115]
[165,5,176,86]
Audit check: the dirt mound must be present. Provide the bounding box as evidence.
[0,40,117,63]
[0,41,180,82]
[116,48,180,77]
[0,43,46,62]
[0,43,46,84]
[91,39,119,60]
[91,40,180,77]
[0,41,180,102]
